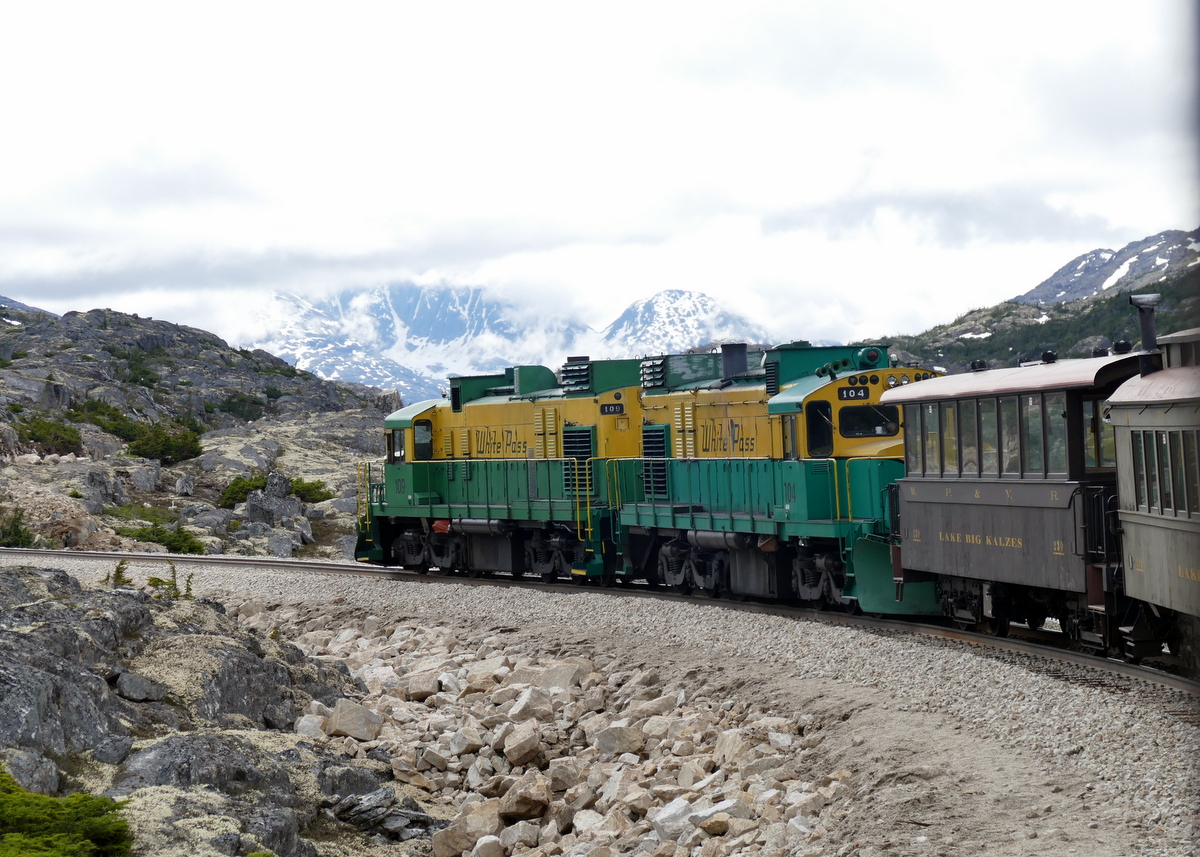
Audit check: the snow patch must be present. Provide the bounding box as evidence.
[1188,241,1200,253]
[1100,252,1114,261]
[1102,256,1137,290]
[959,332,992,340]
[1035,314,1051,324]
[1155,256,1169,267]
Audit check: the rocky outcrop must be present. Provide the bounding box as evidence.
[0,567,448,856]
[0,408,387,559]
[0,307,394,429]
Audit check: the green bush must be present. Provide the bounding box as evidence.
[115,524,205,555]
[66,401,142,442]
[0,510,35,548]
[19,418,82,456]
[0,765,131,857]
[215,393,265,421]
[290,478,334,504]
[126,424,202,466]
[219,472,268,508]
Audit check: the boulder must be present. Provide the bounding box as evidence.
[503,718,542,765]
[594,726,644,759]
[432,799,504,857]
[498,769,552,820]
[328,699,383,741]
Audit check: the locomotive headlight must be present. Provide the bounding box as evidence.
[886,375,898,388]
[899,375,910,385]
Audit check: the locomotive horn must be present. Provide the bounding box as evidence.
[1129,293,1162,377]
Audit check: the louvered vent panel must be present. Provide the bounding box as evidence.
[642,425,668,497]
[640,356,666,388]
[673,404,696,458]
[765,362,780,397]
[534,408,559,459]
[562,426,594,495]
[560,361,592,393]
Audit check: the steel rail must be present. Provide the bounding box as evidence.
[3,547,1197,698]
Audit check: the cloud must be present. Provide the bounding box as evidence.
[763,188,1129,247]
[74,155,256,212]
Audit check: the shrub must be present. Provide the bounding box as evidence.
[0,764,132,857]
[219,472,268,508]
[126,424,202,466]
[147,561,193,599]
[107,559,134,588]
[67,401,142,442]
[19,418,82,456]
[215,393,266,421]
[290,478,335,504]
[115,524,205,555]
[0,510,35,548]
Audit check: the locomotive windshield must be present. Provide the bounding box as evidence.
[839,405,900,438]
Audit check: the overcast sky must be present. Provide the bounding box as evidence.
[0,2,1195,348]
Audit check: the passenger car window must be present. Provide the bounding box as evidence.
[1021,394,1044,477]
[959,400,978,477]
[979,399,999,475]
[904,404,921,475]
[1044,392,1067,476]
[1000,397,1020,476]
[922,403,939,475]
[940,402,957,475]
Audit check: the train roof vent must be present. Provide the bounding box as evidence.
[1113,340,1133,354]
[640,356,667,388]
[970,359,987,371]
[560,360,592,393]
[1092,346,1109,357]
[1041,351,1057,364]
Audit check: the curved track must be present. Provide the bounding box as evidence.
[5,547,1197,702]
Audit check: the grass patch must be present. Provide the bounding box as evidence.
[106,505,178,527]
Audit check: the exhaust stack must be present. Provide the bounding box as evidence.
[1129,294,1162,377]
[721,343,749,381]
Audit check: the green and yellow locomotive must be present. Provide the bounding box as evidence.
[355,340,944,615]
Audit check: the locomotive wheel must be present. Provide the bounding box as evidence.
[1024,611,1047,631]
[540,570,557,584]
[987,615,1011,637]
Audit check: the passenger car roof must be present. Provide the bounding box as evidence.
[1107,366,1200,406]
[879,354,1140,404]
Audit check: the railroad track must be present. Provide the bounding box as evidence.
[4,547,1198,707]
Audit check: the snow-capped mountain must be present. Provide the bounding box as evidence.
[599,290,771,357]
[1013,228,1200,305]
[251,286,769,402]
